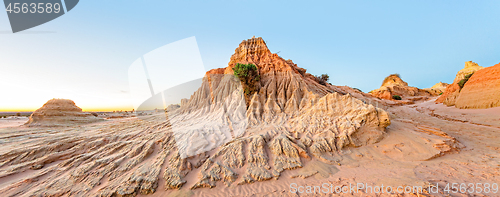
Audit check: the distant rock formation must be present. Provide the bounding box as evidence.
[165,104,180,112]
[436,61,484,106]
[25,99,102,126]
[370,74,435,100]
[424,82,449,95]
[454,63,500,109]
[456,61,484,83]
[431,82,449,91]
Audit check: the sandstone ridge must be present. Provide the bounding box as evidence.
[454,63,500,109]
[436,61,484,106]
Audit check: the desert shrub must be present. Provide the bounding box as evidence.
[314,74,329,86]
[233,63,257,78]
[392,95,402,100]
[233,63,260,96]
[16,112,21,116]
[458,73,473,89]
[439,92,443,95]
[353,88,363,92]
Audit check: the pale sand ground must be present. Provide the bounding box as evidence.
[0,117,28,129]
[0,101,499,196]
[414,98,500,128]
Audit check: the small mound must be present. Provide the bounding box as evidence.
[381,74,407,87]
[431,82,449,90]
[25,99,102,126]
[423,82,449,95]
[455,61,484,83]
[370,74,434,100]
[455,63,500,109]
[166,104,180,112]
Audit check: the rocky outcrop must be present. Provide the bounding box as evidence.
[455,63,500,109]
[288,93,390,147]
[431,82,449,90]
[173,37,389,152]
[25,99,102,126]
[455,61,484,84]
[438,83,461,106]
[168,37,391,187]
[424,82,449,95]
[370,74,435,100]
[436,61,484,106]
[165,104,180,112]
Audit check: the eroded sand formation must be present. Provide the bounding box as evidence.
[370,74,437,100]
[423,82,449,95]
[436,61,484,106]
[0,38,497,197]
[25,99,102,126]
[455,63,500,109]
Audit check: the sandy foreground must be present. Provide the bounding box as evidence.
[0,100,499,197]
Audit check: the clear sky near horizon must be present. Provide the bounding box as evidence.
[1,1,499,112]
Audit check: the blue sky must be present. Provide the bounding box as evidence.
[1,0,499,111]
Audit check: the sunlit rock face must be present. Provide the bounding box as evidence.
[25,99,102,126]
[423,82,449,95]
[455,63,500,109]
[436,61,484,106]
[370,74,435,100]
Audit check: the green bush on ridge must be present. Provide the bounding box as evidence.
[458,73,473,89]
[232,63,260,96]
[314,74,329,86]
